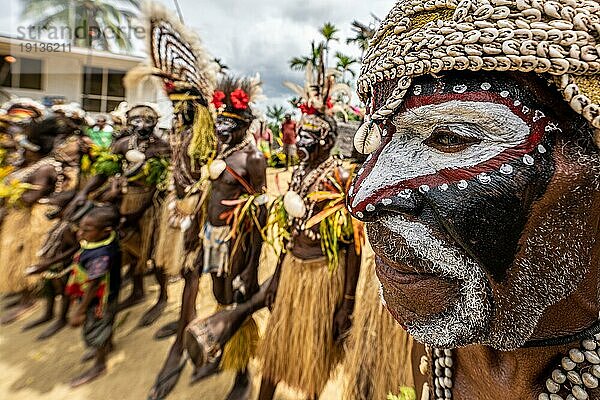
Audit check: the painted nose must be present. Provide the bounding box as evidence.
[347,182,426,222]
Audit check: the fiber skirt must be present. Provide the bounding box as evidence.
[259,251,345,396]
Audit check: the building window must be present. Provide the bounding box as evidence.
[82,67,126,113]
[0,56,43,90]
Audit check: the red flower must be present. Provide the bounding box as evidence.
[230,88,250,110]
[212,91,226,109]
[299,103,317,115]
[163,80,175,93]
[326,97,334,109]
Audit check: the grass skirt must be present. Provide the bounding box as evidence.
[120,187,156,274]
[220,309,259,372]
[343,252,414,400]
[153,195,184,277]
[0,204,54,293]
[259,252,345,396]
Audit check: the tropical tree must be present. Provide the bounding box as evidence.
[319,22,339,66]
[347,15,380,57]
[20,0,140,52]
[289,41,323,72]
[266,104,287,137]
[335,52,359,83]
[266,105,286,124]
[214,58,229,75]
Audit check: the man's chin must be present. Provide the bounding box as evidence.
[375,256,461,325]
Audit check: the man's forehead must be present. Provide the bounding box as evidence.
[373,72,554,118]
[128,107,157,118]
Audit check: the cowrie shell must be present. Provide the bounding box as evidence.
[354,121,382,155]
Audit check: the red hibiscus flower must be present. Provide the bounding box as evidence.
[212,91,226,109]
[299,103,317,115]
[230,88,250,110]
[326,97,334,109]
[163,80,175,93]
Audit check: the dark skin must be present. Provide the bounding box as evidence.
[351,73,600,399]
[68,106,171,325]
[181,124,361,400]
[0,136,85,325]
[149,97,206,399]
[256,121,361,400]
[68,215,113,387]
[23,225,78,339]
[149,114,267,400]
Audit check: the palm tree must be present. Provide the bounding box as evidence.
[20,0,140,52]
[266,105,286,124]
[266,104,287,137]
[319,22,339,66]
[335,52,359,83]
[214,58,229,75]
[347,15,380,57]
[289,41,323,72]
[289,56,311,72]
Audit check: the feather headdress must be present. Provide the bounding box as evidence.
[126,1,220,184]
[284,60,351,139]
[124,0,217,105]
[212,74,263,122]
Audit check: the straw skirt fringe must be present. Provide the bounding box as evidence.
[0,204,54,293]
[120,188,157,275]
[153,196,184,276]
[220,314,259,372]
[343,254,414,400]
[259,252,345,396]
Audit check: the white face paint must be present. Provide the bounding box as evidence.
[377,215,492,348]
[351,101,530,209]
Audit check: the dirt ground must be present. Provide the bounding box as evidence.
[0,168,346,400]
[0,275,344,400]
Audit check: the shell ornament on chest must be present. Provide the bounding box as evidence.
[284,158,339,235]
[423,334,600,400]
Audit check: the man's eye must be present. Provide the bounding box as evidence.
[424,127,481,153]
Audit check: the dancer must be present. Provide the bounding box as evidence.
[65,205,121,387]
[68,102,171,325]
[185,64,362,400]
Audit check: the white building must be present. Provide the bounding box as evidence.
[0,35,172,126]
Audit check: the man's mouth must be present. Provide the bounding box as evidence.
[368,219,461,320]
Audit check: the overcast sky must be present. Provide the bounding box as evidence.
[2,0,394,111]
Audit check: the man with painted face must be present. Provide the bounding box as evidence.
[180,64,362,400]
[200,76,267,398]
[348,0,600,399]
[257,101,366,400]
[68,103,171,324]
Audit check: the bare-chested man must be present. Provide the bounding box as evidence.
[184,108,362,400]
[150,75,267,400]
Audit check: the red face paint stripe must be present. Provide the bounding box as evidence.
[349,91,551,213]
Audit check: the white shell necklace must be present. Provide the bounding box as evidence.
[423,333,600,400]
[208,134,252,180]
[285,157,339,240]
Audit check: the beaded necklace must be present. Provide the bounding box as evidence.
[423,326,600,400]
[287,157,340,241]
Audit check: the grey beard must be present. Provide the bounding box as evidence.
[378,210,593,351]
[379,216,493,349]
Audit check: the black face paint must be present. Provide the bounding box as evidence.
[349,72,570,283]
[128,114,157,138]
[215,116,238,144]
[296,129,319,162]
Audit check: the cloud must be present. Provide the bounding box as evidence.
[1,0,395,111]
